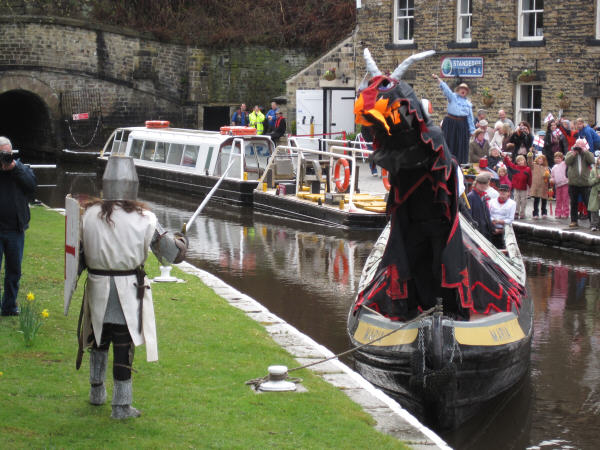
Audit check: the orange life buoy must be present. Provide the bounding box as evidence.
[381,169,391,191]
[220,126,257,136]
[334,158,350,192]
[333,249,349,285]
[145,120,170,128]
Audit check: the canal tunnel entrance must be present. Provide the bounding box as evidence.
[0,89,53,157]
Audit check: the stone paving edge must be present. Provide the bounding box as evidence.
[175,260,451,449]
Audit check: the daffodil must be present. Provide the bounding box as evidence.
[27,292,35,302]
[41,309,49,319]
[0,371,3,377]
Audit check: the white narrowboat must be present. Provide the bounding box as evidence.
[100,122,274,206]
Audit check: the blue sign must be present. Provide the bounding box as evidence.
[440,57,484,78]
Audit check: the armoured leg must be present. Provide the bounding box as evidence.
[111,379,141,419]
[89,349,108,405]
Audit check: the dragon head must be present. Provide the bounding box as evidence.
[354,49,441,171]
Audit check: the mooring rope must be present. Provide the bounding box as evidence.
[245,305,438,389]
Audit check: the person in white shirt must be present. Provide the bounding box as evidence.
[488,184,516,248]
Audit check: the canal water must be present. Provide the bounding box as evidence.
[34,163,600,449]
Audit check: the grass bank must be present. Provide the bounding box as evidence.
[0,206,405,448]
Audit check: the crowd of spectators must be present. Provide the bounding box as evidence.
[231,102,287,144]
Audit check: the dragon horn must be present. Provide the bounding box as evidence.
[390,50,436,81]
[363,48,382,77]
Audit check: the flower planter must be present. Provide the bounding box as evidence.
[559,98,571,110]
[482,96,495,107]
[518,74,536,82]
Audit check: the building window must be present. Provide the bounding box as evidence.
[519,0,544,41]
[394,0,414,44]
[457,0,472,43]
[516,84,542,132]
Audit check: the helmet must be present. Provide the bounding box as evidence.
[102,156,139,201]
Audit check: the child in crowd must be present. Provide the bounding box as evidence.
[487,147,503,172]
[528,153,550,218]
[588,157,600,231]
[504,154,532,219]
[550,152,569,219]
[497,165,512,191]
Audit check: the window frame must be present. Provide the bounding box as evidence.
[456,0,472,43]
[518,0,544,41]
[393,0,415,44]
[596,0,600,39]
[515,83,543,133]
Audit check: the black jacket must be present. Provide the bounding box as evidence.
[509,131,534,160]
[0,159,37,232]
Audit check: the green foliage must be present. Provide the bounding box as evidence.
[18,293,48,347]
[0,206,407,448]
[18,0,356,51]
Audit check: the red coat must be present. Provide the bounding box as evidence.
[558,124,577,151]
[504,156,532,190]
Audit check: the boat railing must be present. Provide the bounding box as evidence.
[287,135,374,159]
[258,144,377,210]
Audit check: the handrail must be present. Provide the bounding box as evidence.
[258,144,373,211]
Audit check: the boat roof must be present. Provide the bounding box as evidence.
[118,126,271,142]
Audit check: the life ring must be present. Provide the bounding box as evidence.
[333,249,349,284]
[334,159,350,192]
[145,120,170,128]
[382,169,391,191]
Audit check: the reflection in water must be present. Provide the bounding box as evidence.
[137,187,379,356]
[34,164,600,449]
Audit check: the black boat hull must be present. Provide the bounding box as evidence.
[349,295,533,430]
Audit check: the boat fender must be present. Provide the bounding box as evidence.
[381,169,391,191]
[334,159,350,192]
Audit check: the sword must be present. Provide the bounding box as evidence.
[181,159,236,234]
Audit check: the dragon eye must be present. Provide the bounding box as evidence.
[377,76,397,92]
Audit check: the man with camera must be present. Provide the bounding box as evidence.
[565,138,595,228]
[0,136,37,316]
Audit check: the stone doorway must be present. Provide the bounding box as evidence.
[203,106,230,131]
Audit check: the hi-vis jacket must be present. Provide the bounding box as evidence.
[249,111,265,135]
[82,204,158,361]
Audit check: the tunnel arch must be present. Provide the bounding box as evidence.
[0,75,60,158]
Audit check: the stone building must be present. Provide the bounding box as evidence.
[0,15,313,156]
[288,0,600,134]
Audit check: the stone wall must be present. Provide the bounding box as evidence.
[286,35,358,128]
[354,0,600,129]
[0,15,314,154]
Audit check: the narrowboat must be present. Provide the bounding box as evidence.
[347,219,533,429]
[100,122,274,206]
[346,47,532,430]
[253,138,389,230]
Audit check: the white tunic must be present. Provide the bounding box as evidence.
[82,204,158,362]
[489,197,516,229]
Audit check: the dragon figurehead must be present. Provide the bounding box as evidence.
[354,49,450,173]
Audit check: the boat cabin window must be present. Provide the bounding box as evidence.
[182,145,199,168]
[142,141,156,161]
[167,143,184,165]
[216,142,242,176]
[111,130,130,155]
[130,139,143,159]
[154,141,167,163]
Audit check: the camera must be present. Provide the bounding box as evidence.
[0,151,14,165]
